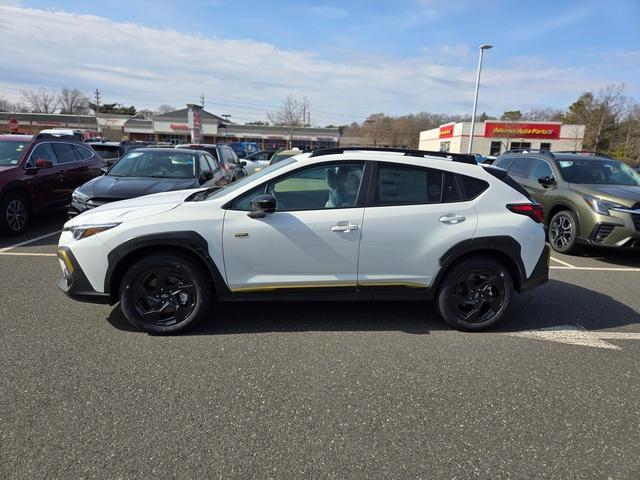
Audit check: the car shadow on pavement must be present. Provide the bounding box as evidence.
[106,279,640,336]
[569,247,640,268]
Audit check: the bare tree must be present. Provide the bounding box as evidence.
[0,97,14,112]
[267,95,310,147]
[592,84,628,150]
[156,104,176,114]
[58,88,90,114]
[20,87,59,113]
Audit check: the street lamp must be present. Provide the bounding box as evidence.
[468,44,493,154]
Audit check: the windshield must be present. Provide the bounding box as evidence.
[0,141,28,166]
[558,158,640,186]
[108,150,196,179]
[205,157,296,200]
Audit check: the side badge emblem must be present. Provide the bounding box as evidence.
[235,232,249,238]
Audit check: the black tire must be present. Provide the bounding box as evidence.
[436,256,513,331]
[0,192,31,236]
[548,210,580,254]
[119,253,213,335]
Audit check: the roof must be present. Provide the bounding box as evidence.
[153,108,227,123]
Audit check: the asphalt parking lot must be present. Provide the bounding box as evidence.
[1,212,639,479]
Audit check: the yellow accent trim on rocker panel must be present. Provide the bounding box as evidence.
[231,281,428,293]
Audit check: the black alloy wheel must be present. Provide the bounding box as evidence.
[437,256,513,331]
[131,265,197,326]
[120,254,212,334]
[1,193,31,236]
[549,210,579,254]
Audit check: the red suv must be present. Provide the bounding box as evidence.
[0,134,104,235]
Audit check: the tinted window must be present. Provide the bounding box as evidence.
[509,157,534,177]
[52,143,79,163]
[443,173,462,202]
[458,175,489,200]
[203,153,219,171]
[30,143,58,165]
[530,160,553,180]
[225,148,237,164]
[199,155,211,174]
[375,165,444,205]
[268,163,364,210]
[493,157,514,170]
[74,145,95,160]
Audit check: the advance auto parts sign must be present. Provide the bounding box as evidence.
[484,122,561,139]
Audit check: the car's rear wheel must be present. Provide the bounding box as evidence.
[549,210,580,254]
[0,192,31,236]
[436,256,513,331]
[119,253,213,334]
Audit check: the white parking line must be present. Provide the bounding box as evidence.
[0,230,61,253]
[550,256,576,268]
[551,266,640,272]
[0,252,57,257]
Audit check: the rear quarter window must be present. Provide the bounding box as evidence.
[457,175,489,200]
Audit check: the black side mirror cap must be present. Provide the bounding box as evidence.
[538,176,555,187]
[247,193,276,218]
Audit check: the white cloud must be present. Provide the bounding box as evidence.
[0,5,630,124]
[301,5,348,19]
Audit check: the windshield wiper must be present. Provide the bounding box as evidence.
[186,186,223,202]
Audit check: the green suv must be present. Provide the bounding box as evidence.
[493,151,640,254]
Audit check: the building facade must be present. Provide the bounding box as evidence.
[419,121,585,156]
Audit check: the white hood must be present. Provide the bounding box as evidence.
[65,188,201,227]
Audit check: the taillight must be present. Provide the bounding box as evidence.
[506,203,544,223]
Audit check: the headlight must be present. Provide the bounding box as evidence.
[72,189,89,203]
[63,223,120,240]
[583,195,626,216]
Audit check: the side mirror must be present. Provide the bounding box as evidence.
[200,170,213,183]
[240,161,247,167]
[247,193,276,218]
[35,159,53,169]
[538,176,555,187]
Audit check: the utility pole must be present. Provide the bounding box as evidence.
[94,88,101,114]
[302,104,306,127]
[200,93,205,109]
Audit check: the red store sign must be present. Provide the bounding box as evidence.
[439,124,454,138]
[170,123,189,131]
[484,122,561,139]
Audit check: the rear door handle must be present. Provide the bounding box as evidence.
[331,222,360,232]
[439,214,466,225]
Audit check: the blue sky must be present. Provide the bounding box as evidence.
[1,0,639,124]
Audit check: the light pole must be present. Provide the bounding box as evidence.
[468,44,493,154]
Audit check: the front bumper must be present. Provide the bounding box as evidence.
[520,245,550,292]
[68,200,93,218]
[57,246,112,304]
[578,210,640,249]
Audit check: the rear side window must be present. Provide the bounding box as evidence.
[52,143,79,163]
[73,145,94,160]
[509,157,534,177]
[375,164,451,206]
[457,175,489,200]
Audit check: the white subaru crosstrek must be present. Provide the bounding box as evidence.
[57,148,549,334]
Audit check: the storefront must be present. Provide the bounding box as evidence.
[419,121,585,156]
[0,112,98,137]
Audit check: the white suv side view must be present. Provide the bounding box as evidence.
[57,148,549,334]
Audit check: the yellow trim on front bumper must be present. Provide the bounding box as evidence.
[57,248,74,274]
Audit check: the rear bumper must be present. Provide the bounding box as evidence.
[57,246,112,304]
[520,245,550,292]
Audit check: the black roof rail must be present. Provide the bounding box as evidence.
[33,133,81,141]
[309,147,477,165]
[554,150,614,159]
[503,148,555,158]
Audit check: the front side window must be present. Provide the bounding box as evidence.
[268,163,364,211]
[375,164,446,206]
[29,143,58,165]
[530,159,553,180]
[509,157,534,177]
[108,150,196,179]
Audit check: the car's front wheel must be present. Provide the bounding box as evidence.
[0,192,31,236]
[549,210,580,254]
[436,256,513,331]
[119,253,213,334]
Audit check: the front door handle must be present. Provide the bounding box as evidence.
[331,222,360,232]
[439,214,466,225]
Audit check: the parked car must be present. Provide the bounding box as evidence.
[58,147,549,335]
[175,144,246,182]
[493,150,640,254]
[242,150,278,175]
[228,142,259,159]
[87,141,149,166]
[69,148,227,217]
[268,148,302,166]
[0,133,103,235]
